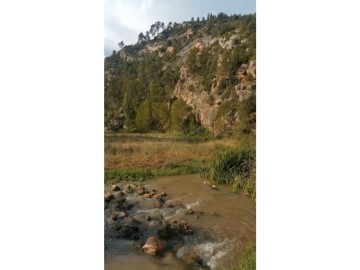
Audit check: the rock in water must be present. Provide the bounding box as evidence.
[180,250,204,266]
[110,212,117,221]
[118,225,139,239]
[104,193,114,203]
[142,236,166,256]
[111,184,120,191]
[118,211,127,218]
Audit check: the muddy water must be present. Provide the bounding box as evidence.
[105,174,255,270]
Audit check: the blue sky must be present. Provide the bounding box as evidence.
[104,0,256,56]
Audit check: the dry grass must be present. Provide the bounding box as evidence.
[104,133,248,170]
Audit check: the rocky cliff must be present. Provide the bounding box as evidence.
[104,13,256,137]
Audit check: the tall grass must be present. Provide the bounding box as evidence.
[223,241,256,270]
[202,149,256,198]
[208,150,255,184]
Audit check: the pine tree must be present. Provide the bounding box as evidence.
[135,99,152,132]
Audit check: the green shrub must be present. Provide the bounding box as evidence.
[233,169,256,199]
[209,149,255,185]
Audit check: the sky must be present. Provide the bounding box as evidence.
[104,0,256,57]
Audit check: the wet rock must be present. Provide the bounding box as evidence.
[110,212,117,221]
[118,225,139,239]
[104,194,114,203]
[146,215,151,221]
[157,223,174,239]
[112,184,120,191]
[124,216,142,227]
[137,185,146,195]
[148,220,161,227]
[123,184,134,193]
[113,224,123,231]
[125,203,134,210]
[113,199,123,210]
[160,192,167,197]
[180,250,204,267]
[142,236,166,256]
[179,219,193,235]
[117,197,126,203]
[185,208,194,215]
[118,211,127,218]
[152,193,162,200]
[143,193,152,199]
[137,189,145,196]
[211,185,218,190]
[158,219,194,238]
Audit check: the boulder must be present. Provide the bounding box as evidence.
[142,236,166,256]
[111,184,120,191]
[179,219,193,235]
[104,193,114,203]
[118,211,127,218]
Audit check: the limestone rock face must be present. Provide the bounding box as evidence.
[142,236,166,256]
[173,56,256,130]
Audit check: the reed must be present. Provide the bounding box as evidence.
[209,149,255,184]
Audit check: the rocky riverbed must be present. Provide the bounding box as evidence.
[105,174,256,270]
[105,182,213,269]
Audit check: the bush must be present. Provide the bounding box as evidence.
[233,168,256,199]
[209,149,255,185]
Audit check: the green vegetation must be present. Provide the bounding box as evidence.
[202,148,256,198]
[105,132,244,181]
[223,241,256,270]
[105,160,206,183]
[208,149,255,183]
[105,13,256,135]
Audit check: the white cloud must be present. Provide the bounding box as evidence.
[104,0,256,57]
[140,0,154,13]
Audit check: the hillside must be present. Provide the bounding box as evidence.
[104,13,256,138]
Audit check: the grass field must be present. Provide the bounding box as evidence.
[104,132,256,199]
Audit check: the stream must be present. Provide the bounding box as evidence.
[105,174,256,270]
